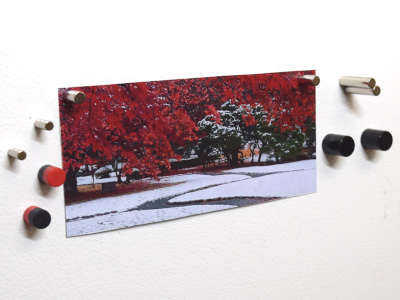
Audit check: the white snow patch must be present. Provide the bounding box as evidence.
[67,204,235,237]
[77,176,127,185]
[168,169,316,204]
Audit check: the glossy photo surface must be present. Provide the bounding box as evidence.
[59,71,317,237]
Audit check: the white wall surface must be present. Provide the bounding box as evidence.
[1,1,399,299]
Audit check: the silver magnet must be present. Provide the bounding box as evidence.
[64,90,86,104]
[343,86,381,96]
[34,119,54,131]
[339,76,376,89]
[8,148,27,160]
[299,75,320,86]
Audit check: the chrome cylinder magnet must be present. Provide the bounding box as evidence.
[8,148,27,160]
[339,76,376,89]
[34,119,54,131]
[299,75,320,87]
[64,90,86,104]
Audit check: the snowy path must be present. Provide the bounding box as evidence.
[66,160,316,237]
[223,159,316,174]
[66,174,250,220]
[168,168,316,204]
[67,204,235,237]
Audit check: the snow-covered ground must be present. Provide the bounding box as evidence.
[67,174,250,220]
[224,159,315,174]
[168,169,316,204]
[66,160,316,237]
[67,204,235,237]
[77,176,128,185]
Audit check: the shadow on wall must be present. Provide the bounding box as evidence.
[21,220,40,240]
[362,148,381,162]
[323,144,383,168]
[340,86,364,117]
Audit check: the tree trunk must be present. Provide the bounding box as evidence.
[125,174,131,184]
[183,146,192,159]
[65,167,79,195]
[258,151,262,163]
[230,150,239,166]
[116,170,122,183]
[91,168,95,188]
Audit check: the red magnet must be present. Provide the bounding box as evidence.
[38,165,66,187]
[24,206,51,229]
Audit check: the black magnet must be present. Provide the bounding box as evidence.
[24,206,51,229]
[322,134,355,157]
[361,129,393,151]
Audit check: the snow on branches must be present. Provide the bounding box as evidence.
[59,71,315,193]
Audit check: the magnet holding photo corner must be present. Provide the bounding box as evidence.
[64,90,86,104]
[298,75,320,87]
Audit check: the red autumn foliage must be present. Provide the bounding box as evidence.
[59,71,315,194]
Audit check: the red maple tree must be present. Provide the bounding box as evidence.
[59,83,198,193]
[59,71,315,194]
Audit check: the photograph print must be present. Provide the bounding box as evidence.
[59,71,317,237]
